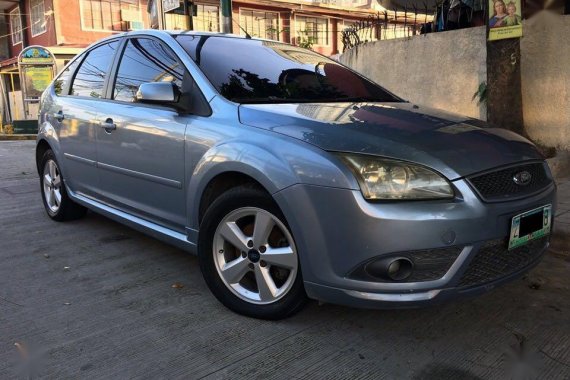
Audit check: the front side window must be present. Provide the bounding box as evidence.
[296,16,328,46]
[176,36,400,104]
[81,0,140,31]
[71,41,119,98]
[31,0,47,36]
[113,38,184,102]
[10,8,23,45]
[239,9,279,40]
[193,5,220,32]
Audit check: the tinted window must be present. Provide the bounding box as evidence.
[71,41,119,98]
[176,36,400,104]
[54,60,79,96]
[113,38,184,102]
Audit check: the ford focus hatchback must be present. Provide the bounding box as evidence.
[36,31,556,319]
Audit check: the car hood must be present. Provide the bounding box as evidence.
[238,102,543,180]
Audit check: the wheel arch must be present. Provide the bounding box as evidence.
[36,138,52,174]
[197,171,271,225]
[36,121,63,175]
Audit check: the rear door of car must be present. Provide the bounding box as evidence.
[53,40,120,196]
[95,37,191,231]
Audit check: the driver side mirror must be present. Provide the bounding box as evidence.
[136,82,180,104]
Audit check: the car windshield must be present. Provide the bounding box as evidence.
[175,35,401,104]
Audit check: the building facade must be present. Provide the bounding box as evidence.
[1,0,151,123]
[0,0,380,125]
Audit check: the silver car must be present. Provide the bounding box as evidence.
[36,31,556,319]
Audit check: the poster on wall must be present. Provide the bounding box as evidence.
[22,66,53,97]
[488,0,523,40]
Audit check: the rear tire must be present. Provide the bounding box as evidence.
[198,186,306,320]
[39,149,87,222]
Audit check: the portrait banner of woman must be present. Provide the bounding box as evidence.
[488,0,523,40]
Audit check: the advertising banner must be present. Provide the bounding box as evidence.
[488,0,523,41]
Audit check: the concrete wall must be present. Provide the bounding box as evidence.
[339,26,488,120]
[521,13,570,151]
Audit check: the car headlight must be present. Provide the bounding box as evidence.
[338,154,454,200]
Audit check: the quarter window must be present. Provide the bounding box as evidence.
[54,60,80,96]
[31,0,47,36]
[113,38,184,103]
[10,8,23,45]
[71,41,119,98]
[295,16,328,46]
[239,9,279,40]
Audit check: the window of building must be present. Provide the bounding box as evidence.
[10,8,23,45]
[295,15,328,46]
[71,41,119,98]
[81,0,140,31]
[113,38,184,102]
[193,4,220,32]
[239,9,279,40]
[31,0,47,36]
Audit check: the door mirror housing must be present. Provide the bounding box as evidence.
[136,82,180,104]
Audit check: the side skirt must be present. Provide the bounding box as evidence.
[67,188,197,254]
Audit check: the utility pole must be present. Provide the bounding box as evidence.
[221,0,232,33]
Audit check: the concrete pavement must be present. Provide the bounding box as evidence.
[0,141,569,379]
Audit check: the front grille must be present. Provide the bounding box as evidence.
[458,237,547,288]
[467,162,551,202]
[350,246,463,283]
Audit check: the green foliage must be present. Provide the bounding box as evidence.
[472,82,487,105]
[297,30,316,50]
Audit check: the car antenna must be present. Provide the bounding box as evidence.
[232,17,252,39]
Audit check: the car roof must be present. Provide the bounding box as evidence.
[89,30,290,51]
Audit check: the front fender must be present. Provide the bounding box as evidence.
[187,137,357,231]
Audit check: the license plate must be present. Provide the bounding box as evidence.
[508,205,552,250]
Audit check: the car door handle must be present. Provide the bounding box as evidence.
[54,111,64,122]
[100,118,117,132]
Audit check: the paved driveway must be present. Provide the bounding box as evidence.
[1,141,569,379]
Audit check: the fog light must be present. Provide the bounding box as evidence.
[387,258,413,281]
[365,257,414,281]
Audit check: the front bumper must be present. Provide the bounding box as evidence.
[273,179,556,309]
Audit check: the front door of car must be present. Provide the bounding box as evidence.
[55,41,119,196]
[95,38,189,231]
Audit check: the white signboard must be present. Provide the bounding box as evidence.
[163,0,180,13]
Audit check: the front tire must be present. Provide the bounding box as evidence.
[198,187,306,320]
[39,149,87,221]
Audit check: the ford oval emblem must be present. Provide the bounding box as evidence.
[513,171,532,186]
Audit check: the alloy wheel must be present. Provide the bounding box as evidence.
[213,207,298,305]
[43,160,62,213]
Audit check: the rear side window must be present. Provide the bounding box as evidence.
[113,38,184,103]
[54,60,79,96]
[71,41,119,98]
